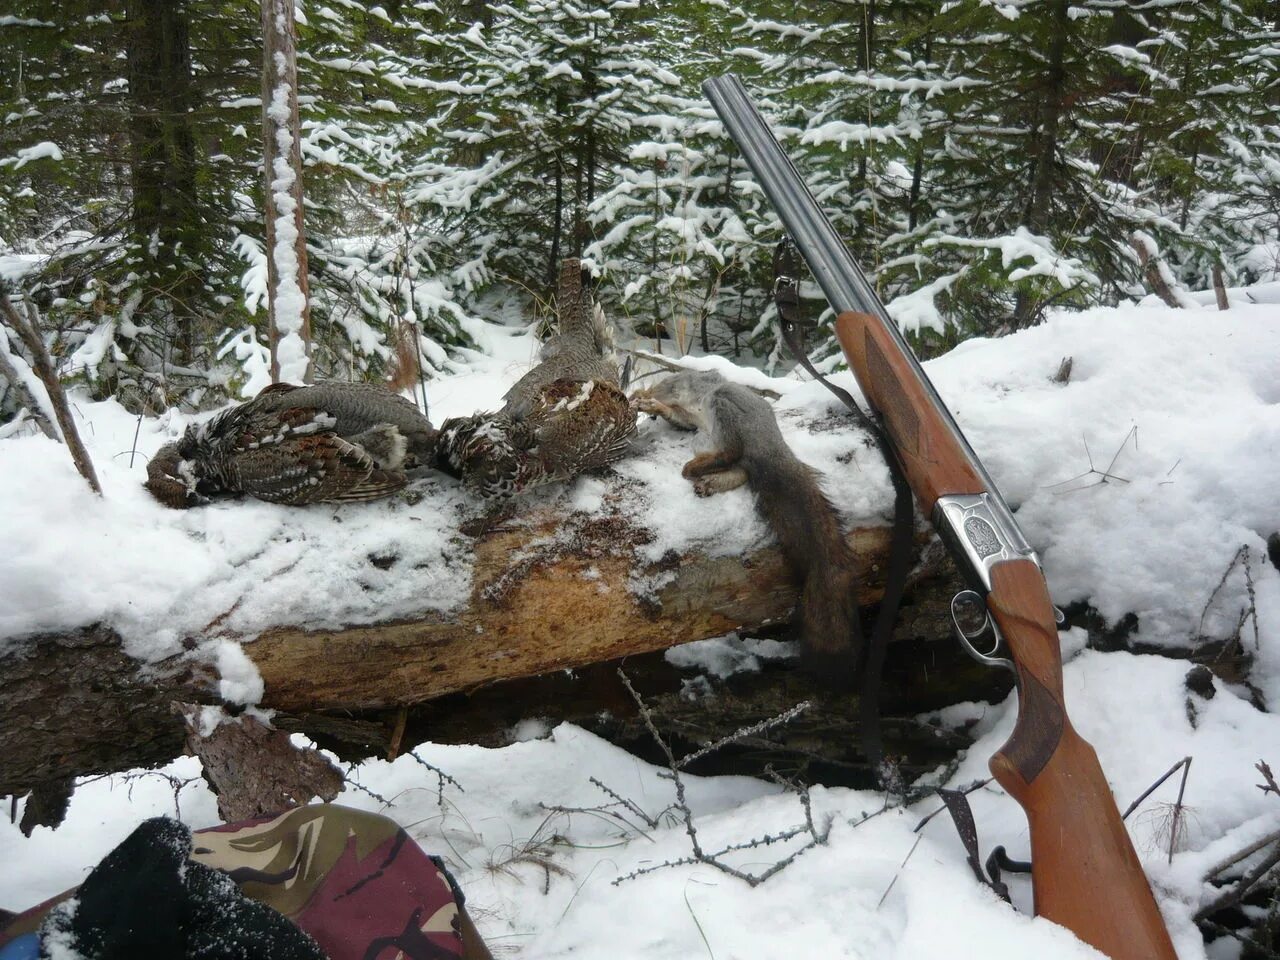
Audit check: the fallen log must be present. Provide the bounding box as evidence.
[391,560,1013,790]
[249,512,906,714]
[1,506,921,800]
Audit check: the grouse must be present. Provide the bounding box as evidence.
[434,259,637,498]
[145,381,435,508]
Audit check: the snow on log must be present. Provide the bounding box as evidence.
[247,516,904,715]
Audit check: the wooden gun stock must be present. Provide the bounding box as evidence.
[833,311,983,513]
[987,560,1177,959]
[837,312,1176,960]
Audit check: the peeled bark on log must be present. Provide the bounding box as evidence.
[249,517,905,715]
[393,561,1013,789]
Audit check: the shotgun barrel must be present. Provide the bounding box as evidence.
[703,74,1032,577]
[704,73,1177,960]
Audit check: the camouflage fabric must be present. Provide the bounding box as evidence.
[192,804,472,959]
[0,804,488,960]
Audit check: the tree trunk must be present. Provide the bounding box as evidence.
[855,1,876,193]
[1212,264,1229,310]
[262,0,314,384]
[907,31,931,232]
[549,150,564,288]
[125,0,202,365]
[908,149,924,231]
[466,0,492,30]
[1014,0,1070,327]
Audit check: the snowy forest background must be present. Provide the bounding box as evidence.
[2,0,1278,414]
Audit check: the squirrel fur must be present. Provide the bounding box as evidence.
[635,369,863,685]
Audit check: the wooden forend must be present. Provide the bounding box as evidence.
[834,311,984,514]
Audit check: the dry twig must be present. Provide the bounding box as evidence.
[405,750,464,807]
[611,669,830,887]
[0,291,101,494]
[1194,759,1280,924]
[1045,427,1136,494]
[1122,756,1192,821]
[1206,827,1280,880]
[1195,843,1280,922]
[1194,545,1261,655]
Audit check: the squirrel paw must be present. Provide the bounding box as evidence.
[633,396,673,418]
[690,467,749,497]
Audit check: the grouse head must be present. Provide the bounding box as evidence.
[434,414,537,499]
[145,442,203,509]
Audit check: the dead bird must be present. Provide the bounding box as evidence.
[145,381,435,508]
[435,378,635,499]
[435,259,636,498]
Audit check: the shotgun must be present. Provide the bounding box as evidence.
[704,74,1177,960]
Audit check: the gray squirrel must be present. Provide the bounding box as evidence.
[635,369,863,685]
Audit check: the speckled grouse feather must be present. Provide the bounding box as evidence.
[145,382,435,508]
[500,259,622,419]
[436,379,635,498]
[435,259,636,498]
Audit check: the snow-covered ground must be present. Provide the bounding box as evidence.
[2,296,1279,958]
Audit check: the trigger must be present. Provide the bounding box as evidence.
[950,590,1015,673]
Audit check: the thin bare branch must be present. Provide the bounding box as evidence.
[1206,827,1280,880]
[0,292,102,494]
[611,669,829,888]
[1194,841,1280,922]
[1122,756,1192,821]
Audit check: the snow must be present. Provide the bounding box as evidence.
[0,392,477,663]
[2,294,1279,958]
[925,226,1101,290]
[7,654,1280,960]
[2,141,63,170]
[265,35,312,385]
[886,269,964,335]
[0,254,44,284]
[0,300,1276,663]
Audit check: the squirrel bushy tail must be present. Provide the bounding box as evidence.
[737,442,863,685]
[702,385,864,687]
